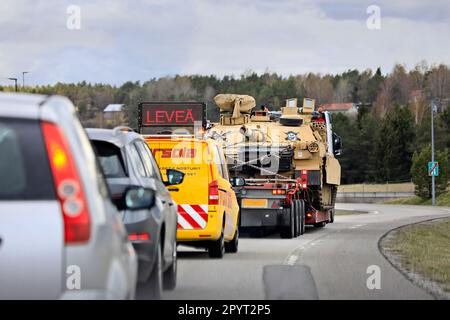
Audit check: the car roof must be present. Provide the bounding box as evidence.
[0,93,47,119]
[86,128,143,148]
[0,92,47,106]
[0,92,74,121]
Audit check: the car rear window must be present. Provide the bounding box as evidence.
[91,140,127,178]
[0,118,55,200]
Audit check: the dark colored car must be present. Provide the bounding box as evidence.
[87,127,184,299]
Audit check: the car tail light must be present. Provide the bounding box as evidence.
[41,122,90,244]
[129,233,150,241]
[301,170,308,189]
[209,180,219,205]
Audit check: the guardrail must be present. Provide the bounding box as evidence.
[336,192,415,203]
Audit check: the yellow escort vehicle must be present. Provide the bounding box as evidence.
[138,102,241,258]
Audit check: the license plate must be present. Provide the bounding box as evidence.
[242,198,268,208]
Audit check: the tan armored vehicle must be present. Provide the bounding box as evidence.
[206,94,342,238]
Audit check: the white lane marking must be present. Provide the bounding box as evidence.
[349,224,366,229]
[283,240,315,265]
[286,255,299,266]
[373,211,379,215]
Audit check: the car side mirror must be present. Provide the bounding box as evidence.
[124,187,155,210]
[230,177,245,187]
[333,133,342,156]
[165,169,185,186]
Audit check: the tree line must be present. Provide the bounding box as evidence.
[1,62,449,193]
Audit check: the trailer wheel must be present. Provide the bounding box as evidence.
[280,207,295,239]
[293,200,301,237]
[299,200,306,235]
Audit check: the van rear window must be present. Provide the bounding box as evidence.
[0,118,55,200]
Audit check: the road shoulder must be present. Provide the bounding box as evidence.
[379,217,450,300]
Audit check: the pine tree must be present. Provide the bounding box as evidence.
[411,145,449,198]
[372,105,415,182]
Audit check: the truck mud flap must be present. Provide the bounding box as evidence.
[240,209,280,227]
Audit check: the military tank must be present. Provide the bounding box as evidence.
[206,94,342,238]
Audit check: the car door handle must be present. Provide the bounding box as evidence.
[0,237,2,248]
[168,187,179,192]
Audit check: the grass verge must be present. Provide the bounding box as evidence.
[381,219,450,297]
[384,192,450,206]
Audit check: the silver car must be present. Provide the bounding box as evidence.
[0,93,138,299]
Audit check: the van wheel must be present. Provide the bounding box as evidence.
[225,228,239,253]
[144,244,163,299]
[209,228,225,258]
[280,207,295,239]
[163,238,177,290]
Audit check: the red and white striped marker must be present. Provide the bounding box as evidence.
[177,204,208,230]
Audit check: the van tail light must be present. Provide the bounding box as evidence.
[208,180,219,205]
[41,122,91,244]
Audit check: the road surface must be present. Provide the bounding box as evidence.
[139,203,450,300]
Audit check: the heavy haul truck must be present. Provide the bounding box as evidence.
[205,94,342,238]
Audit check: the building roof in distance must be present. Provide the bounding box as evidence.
[104,104,124,112]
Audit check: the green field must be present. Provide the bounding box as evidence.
[381,219,450,295]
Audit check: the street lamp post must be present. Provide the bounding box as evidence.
[22,71,29,89]
[8,77,18,92]
[431,100,437,206]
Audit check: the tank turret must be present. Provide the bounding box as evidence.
[214,94,256,125]
[207,93,341,212]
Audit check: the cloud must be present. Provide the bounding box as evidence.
[182,0,450,76]
[0,0,448,86]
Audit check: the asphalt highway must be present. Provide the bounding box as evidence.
[142,203,450,300]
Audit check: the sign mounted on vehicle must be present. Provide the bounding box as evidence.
[242,198,268,208]
[138,102,206,134]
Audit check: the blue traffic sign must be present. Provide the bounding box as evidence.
[428,162,439,177]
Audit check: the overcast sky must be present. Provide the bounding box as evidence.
[1,0,449,86]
